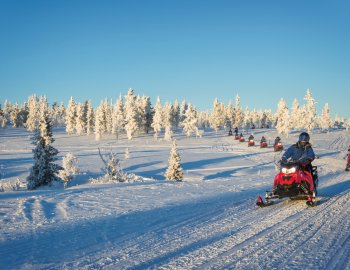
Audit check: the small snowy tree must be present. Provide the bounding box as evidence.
[66,96,77,134]
[182,103,198,137]
[124,89,139,140]
[234,94,244,128]
[75,103,86,135]
[112,94,125,139]
[163,102,174,141]
[226,100,235,130]
[25,95,38,132]
[85,100,94,135]
[27,112,62,189]
[165,140,183,181]
[275,98,290,136]
[302,89,317,133]
[151,96,163,139]
[319,103,332,132]
[98,148,126,182]
[210,98,225,132]
[59,152,79,188]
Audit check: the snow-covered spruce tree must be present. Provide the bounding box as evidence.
[75,103,86,135]
[302,89,317,133]
[112,94,125,139]
[180,100,188,125]
[66,96,77,134]
[172,99,180,129]
[264,109,274,128]
[85,100,94,135]
[124,89,139,140]
[234,94,244,129]
[210,98,225,132]
[163,102,174,141]
[10,102,21,128]
[59,152,79,188]
[226,100,235,130]
[26,95,38,132]
[198,110,210,129]
[165,140,183,181]
[243,107,253,131]
[275,98,290,136]
[182,103,199,137]
[94,107,104,141]
[27,110,62,190]
[319,103,332,132]
[152,96,163,139]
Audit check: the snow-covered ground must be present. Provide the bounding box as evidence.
[1,127,350,270]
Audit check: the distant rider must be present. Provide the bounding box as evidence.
[275,136,281,145]
[260,136,267,143]
[248,134,254,141]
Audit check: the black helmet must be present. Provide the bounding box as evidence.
[299,132,310,142]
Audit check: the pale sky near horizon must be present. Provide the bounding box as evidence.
[0,0,349,118]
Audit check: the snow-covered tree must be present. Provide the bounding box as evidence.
[234,94,244,128]
[172,99,180,128]
[94,107,104,141]
[182,103,198,137]
[165,140,183,181]
[75,103,86,135]
[226,100,235,130]
[163,102,174,141]
[302,89,317,133]
[9,102,21,127]
[27,111,62,189]
[275,98,290,136]
[66,96,77,134]
[124,89,139,140]
[319,103,332,132]
[289,99,302,130]
[85,100,94,135]
[59,152,79,188]
[151,96,163,139]
[112,94,125,139]
[98,148,126,182]
[210,98,225,132]
[26,95,38,132]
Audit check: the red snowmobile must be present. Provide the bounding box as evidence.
[346,154,350,171]
[248,139,255,147]
[257,160,318,207]
[274,142,284,152]
[239,136,245,142]
[260,141,268,148]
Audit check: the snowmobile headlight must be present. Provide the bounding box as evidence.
[282,167,296,174]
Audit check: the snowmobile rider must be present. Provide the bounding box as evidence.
[275,136,281,144]
[260,136,267,143]
[248,134,254,141]
[281,132,316,178]
[234,127,239,135]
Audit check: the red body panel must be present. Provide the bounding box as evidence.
[273,167,314,192]
[260,142,268,148]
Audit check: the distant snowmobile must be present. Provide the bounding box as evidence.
[260,141,268,148]
[248,139,255,147]
[257,160,318,207]
[273,142,284,152]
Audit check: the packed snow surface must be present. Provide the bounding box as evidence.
[1,128,350,269]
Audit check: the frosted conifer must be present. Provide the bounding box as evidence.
[59,152,79,188]
[112,94,125,139]
[152,96,163,139]
[66,97,77,134]
[302,89,317,133]
[234,95,244,128]
[319,103,332,131]
[27,111,62,189]
[182,103,198,137]
[124,89,139,140]
[275,98,290,136]
[165,140,183,181]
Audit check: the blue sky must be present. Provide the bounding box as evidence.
[0,0,349,117]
